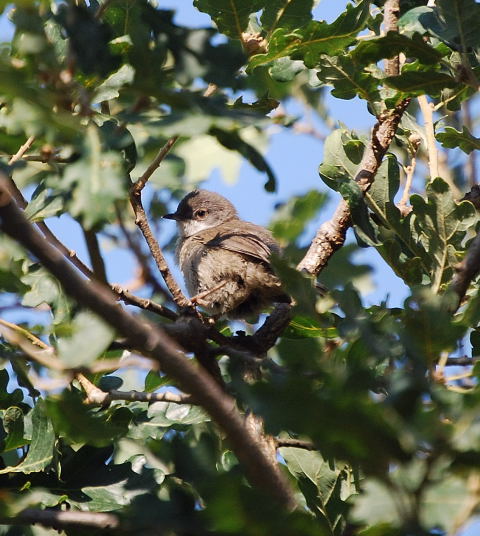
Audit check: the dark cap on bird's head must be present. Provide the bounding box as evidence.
[163,189,239,237]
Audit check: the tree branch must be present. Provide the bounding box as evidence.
[82,228,108,284]
[297,99,410,275]
[418,94,439,180]
[0,177,296,510]
[445,356,480,366]
[1,509,119,530]
[129,137,192,308]
[77,373,195,405]
[297,1,408,276]
[275,438,317,451]
[8,135,36,165]
[114,201,170,297]
[112,284,178,321]
[383,0,400,77]
[450,232,480,309]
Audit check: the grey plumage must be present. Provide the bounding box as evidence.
[164,190,289,319]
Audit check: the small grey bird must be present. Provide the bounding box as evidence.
[163,189,290,319]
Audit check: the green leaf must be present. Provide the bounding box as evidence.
[352,32,442,66]
[147,401,209,426]
[436,126,480,154]
[92,64,135,104]
[62,124,127,229]
[340,180,381,247]
[0,370,24,409]
[315,53,380,101]
[21,265,71,324]
[270,256,318,317]
[319,127,365,190]
[269,57,305,81]
[400,0,480,51]
[260,0,313,33]
[193,0,265,40]
[57,311,115,368]
[210,127,276,191]
[352,465,470,534]
[271,189,327,245]
[0,399,54,474]
[409,177,477,290]
[24,182,65,222]
[46,391,132,446]
[281,447,353,533]
[283,315,338,339]
[384,71,458,97]
[56,4,120,76]
[1,406,27,453]
[249,1,370,70]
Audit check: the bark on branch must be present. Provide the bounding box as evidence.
[451,232,480,309]
[1,509,119,530]
[129,137,192,308]
[297,99,410,275]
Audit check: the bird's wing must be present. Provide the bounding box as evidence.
[198,222,278,264]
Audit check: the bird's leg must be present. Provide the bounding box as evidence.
[190,280,228,307]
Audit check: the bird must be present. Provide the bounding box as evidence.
[163,189,290,319]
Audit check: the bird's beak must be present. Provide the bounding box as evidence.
[163,212,180,220]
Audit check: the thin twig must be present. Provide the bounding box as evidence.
[399,156,416,208]
[0,323,65,371]
[6,168,175,318]
[297,0,407,276]
[445,356,480,366]
[87,355,159,373]
[129,137,192,308]
[0,318,49,349]
[418,95,439,180]
[82,228,108,283]
[463,99,477,187]
[111,284,177,321]
[0,317,159,374]
[275,438,317,451]
[77,374,195,405]
[5,154,72,164]
[8,135,35,165]
[449,473,480,536]
[132,136,179,193]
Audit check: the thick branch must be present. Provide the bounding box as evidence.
[0,179,295,510]
[297,1,408,276]
[297,99,410,275]
[451,232,480,308]
[383,0,400,77]
[2,509,118,530]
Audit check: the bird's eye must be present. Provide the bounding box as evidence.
[195,209,207,219]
